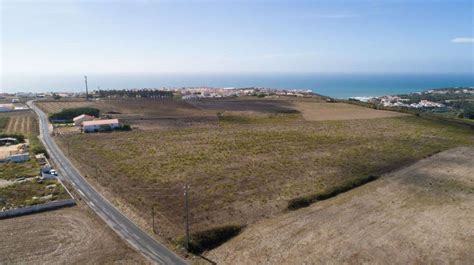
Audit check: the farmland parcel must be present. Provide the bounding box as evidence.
[41,97,474,253]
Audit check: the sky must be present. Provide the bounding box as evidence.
[1,0,473,75]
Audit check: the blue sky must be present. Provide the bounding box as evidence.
[1,0,473,74]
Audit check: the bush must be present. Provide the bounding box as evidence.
[49,107,100,123]
[288,175,378,210]
[177,225,243,254]
[120,124,132,131]
[28,134,47,156]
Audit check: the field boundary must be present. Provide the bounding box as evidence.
[0,199,76,219]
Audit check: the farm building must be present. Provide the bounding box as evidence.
[82,119,120,132]
[73,114,96,126]
[0,103,14,112]
[0,137,19,146]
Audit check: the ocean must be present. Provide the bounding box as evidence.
[2,73,473,99]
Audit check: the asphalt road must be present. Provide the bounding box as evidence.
[28,101,187,265]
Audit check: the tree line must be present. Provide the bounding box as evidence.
[96,89,173,99]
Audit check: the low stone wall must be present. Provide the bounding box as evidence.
[0,199,76,219]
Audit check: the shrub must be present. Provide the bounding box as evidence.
[288,175,379,210]
[120,124,132,131]
[177,225,243,254]
[28,134,48,156]
[49,107,100,123]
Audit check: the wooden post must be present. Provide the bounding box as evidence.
[152,205,157,234]
[184,183,190,251]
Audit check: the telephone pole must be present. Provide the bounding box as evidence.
[84,75,89,101]
[152,205,155,233]
[184,183,190,251]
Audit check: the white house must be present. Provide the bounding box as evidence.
[0,104,13,112]
[82,119,120,132]
[73,114,96,126]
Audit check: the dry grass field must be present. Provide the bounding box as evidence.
[294,101,409,121]
[208,147,474,264]
[0,207,147,264]
[0,111,39,135]
[51,97,474,250]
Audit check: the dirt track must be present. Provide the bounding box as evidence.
[208,147,474,264]
[0,207,147,264]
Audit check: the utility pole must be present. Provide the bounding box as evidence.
[152,205,156,234]
[66,140,70,156]
[184,183,190,251]
[84,75,89,101]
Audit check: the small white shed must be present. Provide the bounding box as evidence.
[73,114,96,126]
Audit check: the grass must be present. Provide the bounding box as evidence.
[217,111,300,124]
[28,134,48,156]
[0,179,69,210]
[0,117,9,130]
[0,160,41,180]
[60,113,474,245]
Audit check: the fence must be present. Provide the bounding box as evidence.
[0,199,76,219]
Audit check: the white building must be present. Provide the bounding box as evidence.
[82,119,120,132]
[73,114,96,126]
[0,104,13,112]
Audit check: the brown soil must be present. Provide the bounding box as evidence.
[208,147,474,264]
[0,206,148,264]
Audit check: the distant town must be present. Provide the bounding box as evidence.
[349,87,474,120]
[0,87,315,103]
[350,87,473,107]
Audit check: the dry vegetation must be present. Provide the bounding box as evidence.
[0,207,147,264]
[51,97,474,250]
[294,101,408,121]
[0,111,39,135]
[208,147,474,264]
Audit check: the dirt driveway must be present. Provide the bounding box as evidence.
[208,147,474,264]
[0,207,147,264]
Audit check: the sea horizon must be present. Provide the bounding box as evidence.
[1,72,473,99]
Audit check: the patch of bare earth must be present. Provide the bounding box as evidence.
[0,207,148,264]
[293,102,408,121]
[208,147,474,264]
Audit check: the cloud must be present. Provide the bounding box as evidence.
[451,37,474,43]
